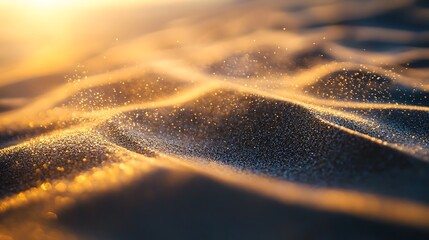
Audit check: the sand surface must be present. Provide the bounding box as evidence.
[1,0,429,239]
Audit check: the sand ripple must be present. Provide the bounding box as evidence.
[1,0,429,239]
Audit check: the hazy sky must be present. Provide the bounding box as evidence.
[0,0,229,85]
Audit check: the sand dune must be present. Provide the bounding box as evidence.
[1,0,429,239]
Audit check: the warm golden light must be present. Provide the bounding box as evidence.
[8,0,77,9]
[24,0,64,8]
[0,0,429,239]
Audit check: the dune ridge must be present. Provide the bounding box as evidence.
[1,0,429,239]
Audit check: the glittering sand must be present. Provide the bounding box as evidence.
[1,0,429,239]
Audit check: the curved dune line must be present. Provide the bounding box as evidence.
[0,150,166,214]
[2,37,427,125]
[0,0,428,238]
[157,153,429,229]
[2,148,429,230]
[1,78,425,160]
[0,73,427,166]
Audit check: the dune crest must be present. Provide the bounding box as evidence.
[1,0,429,239]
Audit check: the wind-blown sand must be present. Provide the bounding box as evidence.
[1,0,429,239]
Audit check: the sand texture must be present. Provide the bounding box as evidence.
[1,0,429,239]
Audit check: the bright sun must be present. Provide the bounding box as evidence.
[14,0,73,9]
[13,0,157,9]
[33,0,75,8]
[37,0,63,6]
[9,0,175,10]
